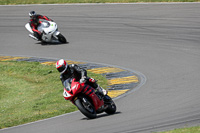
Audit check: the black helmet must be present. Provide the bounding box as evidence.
[29,11,36,18]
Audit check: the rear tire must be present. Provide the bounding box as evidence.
[57,33,67,43]
[75,96,97,119]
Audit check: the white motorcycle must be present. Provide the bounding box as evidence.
[25,20,67,43]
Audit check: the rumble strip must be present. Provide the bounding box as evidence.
[0,56,141,98]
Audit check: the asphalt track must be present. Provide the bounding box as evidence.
[1,3,200,133]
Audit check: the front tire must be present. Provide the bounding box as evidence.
[104,95,116,114]
[57,33,67,43]
[75,96,97,119]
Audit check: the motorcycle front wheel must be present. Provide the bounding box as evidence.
[75,96,97,119]
[57,33,67,43]
[104,95,117,115]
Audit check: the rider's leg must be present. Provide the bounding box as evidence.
[96,85,108,95]
[33,32,41,40]
[86,77,107,95]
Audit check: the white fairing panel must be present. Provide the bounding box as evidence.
[53,31,60,38]
[63,89,71,98]
[25,23,34,33]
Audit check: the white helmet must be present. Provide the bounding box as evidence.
[29,11,36,18]
[56,59,68,74]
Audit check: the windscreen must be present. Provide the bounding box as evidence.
[42,21,50,28]
[63,79,71,91]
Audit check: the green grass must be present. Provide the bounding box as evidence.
[1,0,200,131]
[0,0,200,5]
[158,126,200,133]
[0,61,108,129]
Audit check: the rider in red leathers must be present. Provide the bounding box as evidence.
[56,59,107,96]
[29,11,53,40]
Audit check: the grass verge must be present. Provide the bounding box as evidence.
[0,61,108,129]
[158,126,200,133]
[0,0,200,5]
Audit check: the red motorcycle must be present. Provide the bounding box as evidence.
[63,78,116,119]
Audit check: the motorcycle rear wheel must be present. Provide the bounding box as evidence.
[75,96,97,119]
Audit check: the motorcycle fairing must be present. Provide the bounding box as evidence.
[38,21,60,42]
[82,84,104,110]
[25,21,63,43]
[63,88,72,100]
[63,78,104,111]
[25,23,34,34]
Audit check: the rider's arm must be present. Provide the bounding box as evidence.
[30,22,41,34]
[60,74,69,85]
[38,15,52,21]
[60,75,65,85]
[72,64,87,78]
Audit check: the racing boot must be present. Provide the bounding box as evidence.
[29,34,39,41]
[34,32,42,41]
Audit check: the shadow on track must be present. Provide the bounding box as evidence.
[80,112,122,120]
[35,41,69,46]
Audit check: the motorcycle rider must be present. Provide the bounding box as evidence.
[56,59,107,96]
[29,11,53,40]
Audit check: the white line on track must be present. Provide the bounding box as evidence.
[0,2,200,6]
